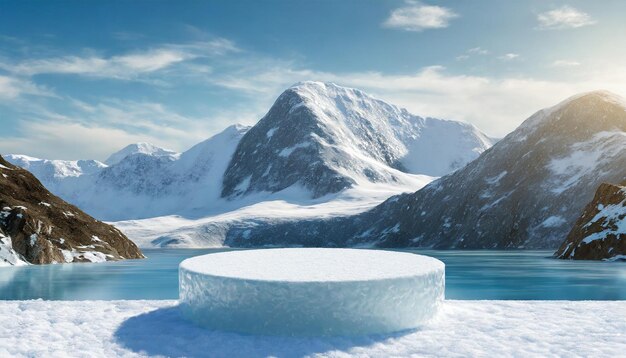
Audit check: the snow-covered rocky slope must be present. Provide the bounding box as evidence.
[225,91,626,249]
[0,155,143,266]
[222,81,493,198]
[7,125,249,221]
[4,154,106,194]
[555,181,626,260]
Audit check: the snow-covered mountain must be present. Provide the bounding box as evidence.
[4,155,106,188]
[223,90,626,249]
[6,82,493,229]
[223,81,493,198]
[555,182,626,260]
[104,142,178,165]
[6,124,249,221]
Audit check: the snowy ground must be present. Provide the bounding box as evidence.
[1,300,624,357]
[114,179,433,248]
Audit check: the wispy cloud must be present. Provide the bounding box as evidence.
[3,33,626,160]
[382,1,458,32]
[0,39,238,80]
[537,6,596,30]
[0,95,255,160]
[0,75,53,100]
[498,53,520,61]
[456,47,489,61]
[468,47,489,55]
[552,60,581,67]
[202,59,626,138]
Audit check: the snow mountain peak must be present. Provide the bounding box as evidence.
[104,142,178,165]
[221,82,494,199]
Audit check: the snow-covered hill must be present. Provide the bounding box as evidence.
[224,91,626,249]
[223,81,493,198]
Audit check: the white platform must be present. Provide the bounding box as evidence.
[179,248,445,336]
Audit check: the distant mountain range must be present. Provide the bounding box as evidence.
[223,91,626,250]
[5,82,493,222]
[7,83,623,254]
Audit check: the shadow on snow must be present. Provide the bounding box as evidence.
[114,305,415,357]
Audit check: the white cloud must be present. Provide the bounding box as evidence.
[467,47,489,55]
[0,94,264,160]
[456,47,489,61]
[5,59,626,159]
[0,75,52,100]
[552,60,581,67]
[1,39,238,80]
[3,35,626,160]
[498,53,520,61]
[383,1,458,32]
[537,6,596,30]
[0,122,163,161]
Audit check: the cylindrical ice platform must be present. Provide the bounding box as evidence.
[179,248,444,336]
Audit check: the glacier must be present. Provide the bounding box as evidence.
[179,249,445,336]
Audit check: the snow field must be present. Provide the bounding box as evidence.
[1,300,625,357]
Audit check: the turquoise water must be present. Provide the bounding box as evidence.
[1,249,625,300]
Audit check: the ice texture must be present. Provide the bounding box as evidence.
[179,248,445,336]
[2,300,626,357]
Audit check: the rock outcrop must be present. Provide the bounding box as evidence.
[0,155,143,265]
[555,182,626,260]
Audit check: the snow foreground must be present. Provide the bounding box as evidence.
[1,300,624,357]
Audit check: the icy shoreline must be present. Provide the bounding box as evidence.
[1,300,624,357]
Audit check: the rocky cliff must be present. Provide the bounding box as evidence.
[0,155,143,265]
[555,182,626,260]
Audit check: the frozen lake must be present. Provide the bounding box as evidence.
[1,249,626,300]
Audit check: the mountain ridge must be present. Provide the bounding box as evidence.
[6,82,492,223]
[222,90,626,250]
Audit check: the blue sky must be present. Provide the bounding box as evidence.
[1,0,625,160]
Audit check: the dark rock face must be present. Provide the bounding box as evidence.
[222,89,353,198]
[224,91,626,250]
[0,155,143,265]
[555,182,626,260]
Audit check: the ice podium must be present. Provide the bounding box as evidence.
[179,248,445,336]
